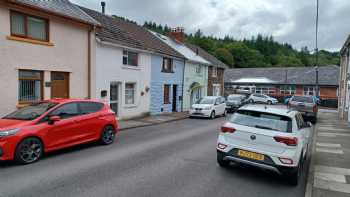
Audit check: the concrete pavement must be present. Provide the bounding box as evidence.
[306,110,350,197]
[0,117,307,197]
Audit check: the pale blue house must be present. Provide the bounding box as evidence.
[150,55,185,114]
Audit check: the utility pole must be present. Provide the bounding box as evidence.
[315,0,320,97]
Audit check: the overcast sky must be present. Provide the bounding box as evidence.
[71,0,350,51]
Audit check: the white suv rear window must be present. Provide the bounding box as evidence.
[230,110,292,133]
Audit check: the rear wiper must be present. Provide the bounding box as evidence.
[254,125,274,130]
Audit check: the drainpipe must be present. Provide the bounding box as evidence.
[87,27,92,99]
[181,59,186,112]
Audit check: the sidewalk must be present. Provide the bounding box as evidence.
[118,112,189,131]
[306,109,350,197]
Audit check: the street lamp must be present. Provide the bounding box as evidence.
[315,0,319,97]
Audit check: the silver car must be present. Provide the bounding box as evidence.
[288,96,318,123]
[226,94,245,112]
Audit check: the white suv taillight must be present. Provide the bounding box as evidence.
[221,126,236,133]
[273,136,298,146]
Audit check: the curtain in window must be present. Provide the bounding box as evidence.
[28,17,47,41]
[125,84,135,104]
[11,13,25,35]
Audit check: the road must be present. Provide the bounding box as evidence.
[0,117,309,197]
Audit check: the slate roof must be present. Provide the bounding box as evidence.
[10,0,100,26]
[149,31,209,65]
[80,7,184,59]
[185,43,228,69]
[224,65,340,86]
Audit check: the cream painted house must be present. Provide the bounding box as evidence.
[0,0,99,117]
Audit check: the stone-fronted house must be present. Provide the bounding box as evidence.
[81,7,185,119]
[225,66,339,107]
[0,0,99,117]
[152,28,211,111]
[338,35,350,121]
[185,43,228,96]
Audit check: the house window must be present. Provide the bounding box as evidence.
[255,86,275,95]
[212,67,217,77]
[18,70,43,102]
[125,83,135,105]
[304,86,315,96]
[123,50,138,66]
[162,57,173,73]
[163,85,171,104]
[195,65,202,74]
[280,85,296,95]
[10,11,49,41]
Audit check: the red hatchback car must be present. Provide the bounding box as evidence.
[0,99,118,164]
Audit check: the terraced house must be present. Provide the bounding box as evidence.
[81,7,185,119]
[152,28,211,111]
[0,0,99,117]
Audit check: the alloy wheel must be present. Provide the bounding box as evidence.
[17,138,42,164]
[101,126,115,145]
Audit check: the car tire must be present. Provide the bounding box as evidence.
[288,157,303,186]
[15,137,43,165]
[267,100,272,105]
[100,125,116,145]
[210,111,216,119]
[311,117,317,124]
[217,152,230,167]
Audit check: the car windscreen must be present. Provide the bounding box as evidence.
[3,102,58,120]
[229,110,292,133]
[196,98,215,104]
[291,96,313,103]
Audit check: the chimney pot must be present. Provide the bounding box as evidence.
[101,2,106,14]
[169,27,185,43]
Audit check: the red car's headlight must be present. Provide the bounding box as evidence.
[0,128,20,137]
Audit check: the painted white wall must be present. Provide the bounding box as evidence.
[94,42,151,120]
[0,5,92,117]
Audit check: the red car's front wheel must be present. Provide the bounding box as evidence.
[15,137,43,164]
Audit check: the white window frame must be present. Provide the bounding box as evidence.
[212,66,217,77]
[125,82,136,105]
[303,86,315,96]
[280,85,296,95]
[212,84,221,96]
[123,50,139,67]
[195,65,202,74]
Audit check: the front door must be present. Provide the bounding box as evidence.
[110,82,119,116]
[172,85,177,112]
[51,72,69,99]
[191,87,201,106]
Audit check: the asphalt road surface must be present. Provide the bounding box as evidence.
[0,116,309,197]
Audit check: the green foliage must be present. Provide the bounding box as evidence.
[215,48,234,66]
[142,21,340,68]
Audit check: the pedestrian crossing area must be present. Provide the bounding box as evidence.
[313,122,350,195]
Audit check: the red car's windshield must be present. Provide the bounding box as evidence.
[3,102,58,120]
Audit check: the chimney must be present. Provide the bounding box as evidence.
[101,2,106,14]
[169,27,185,43]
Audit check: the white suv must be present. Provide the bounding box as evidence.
[190,96,226,119]
[216,105,311,185]
[248,94,278,105]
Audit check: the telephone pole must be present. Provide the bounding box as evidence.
[315,0,319,97]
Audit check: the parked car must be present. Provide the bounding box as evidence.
[0,99,118,164]
[288,96,318,123]
[217,105,311,185]
[226,94,246,113]
[190,96,226,119]
[248,94,278,105]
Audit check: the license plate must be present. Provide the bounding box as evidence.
[238,150,265,161]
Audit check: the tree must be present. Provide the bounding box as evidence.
[215,48,234,67]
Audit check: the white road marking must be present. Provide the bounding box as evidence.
[316,143,342,148]
[315,165,350,175]
[315,172,347,183]
[316,148,344,154]
[318,132,350,137]
[314,178,350,194]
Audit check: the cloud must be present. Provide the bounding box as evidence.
[71,0,350,51]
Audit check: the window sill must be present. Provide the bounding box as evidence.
[16,103,31,108]
[164,102,171,105]
[122,65,141,70]
[124,104,137,108]
[7,36,54,46]
[161,70,174,73]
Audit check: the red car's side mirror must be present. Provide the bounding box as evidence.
[48,116,61,125]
